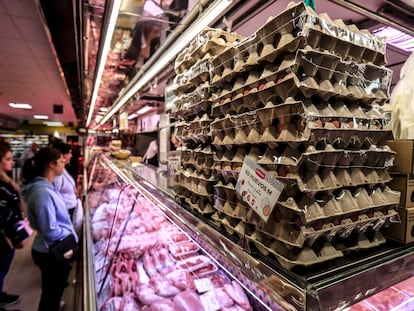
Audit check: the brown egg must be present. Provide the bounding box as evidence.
[332,120,340,128]
[258,82,266,90]
[278,166,288,177]
[314,119,323,128]
[263,205,271,217]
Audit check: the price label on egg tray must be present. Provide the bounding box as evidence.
[236,156,285,222]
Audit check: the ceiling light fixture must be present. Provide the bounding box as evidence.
[99,0,233,126]
[85,0,122,127]
[128,113,138,120]
[373,25,414,52]
[9,103,32,109]
[43,121,64,127]
[137,105,154,115]
[34,115,49,120]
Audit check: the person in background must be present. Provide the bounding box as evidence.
[143,140,159,167]
[0,142,28,311]
[67,143,81,185]
[19,142,38,167]
[51,142,78,219]
[21,148,78,311]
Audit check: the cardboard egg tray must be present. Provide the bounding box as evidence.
[213,163,391,198]
[175,120,189,141]
[245,228,385,270]
[187,192,215,215]
[172,83,212,118]
[177,169,216,197]
[255,207,397,248]
[184,146,215,174]
[214,196,249,222]
[175,115,212,144]
[210,2,386,87]
[174,185,215,215]
[259,2,385,65]
[277,186,400,225]
[277,168,391,194]
[211,115,389,147]
[174,27,244,75]
[257,143,395,172]
[211,211,246,238]
[173,58,212,94]
[212,48,391,106]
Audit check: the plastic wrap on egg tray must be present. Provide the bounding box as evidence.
[210,5,307,86]
[244,227,388,271]
[214,183,249,222]
[210,1,386,91]
[253,202,397,249]
[212,87,268,118]
[177,168,194,192]
[276,186,400,226]
[189,146,215,175]
[174,27,244,75]
[244,228,342,270]
[257,143,395,174]
[211,101,390,148]
[211,211,246,239]
[174,120,189,142]
[187,192,215,215]
[214,146,246,183]
[185,114,212,144]
[173,83,213,119]
[173,58,213,95]
[183,170,215,197]
[211,47,391,119]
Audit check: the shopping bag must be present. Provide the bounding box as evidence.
[49,234,78,259]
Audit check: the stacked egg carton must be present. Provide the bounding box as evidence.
[209,1,400,270]
[172,28,244,215]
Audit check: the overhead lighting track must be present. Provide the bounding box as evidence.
[329,0,414,37]
[97,0,233,127]
[85,0,122,128]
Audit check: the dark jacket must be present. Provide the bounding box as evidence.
[0,180,27,249]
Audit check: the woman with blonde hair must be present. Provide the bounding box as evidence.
[0,141,28,310]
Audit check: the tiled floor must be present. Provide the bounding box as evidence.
[3,235,77,311]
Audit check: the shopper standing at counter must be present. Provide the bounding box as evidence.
[21,147,78,311]
[0,141,28,310]
[51,142,78,218]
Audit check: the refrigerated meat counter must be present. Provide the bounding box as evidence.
[83,153,414,310]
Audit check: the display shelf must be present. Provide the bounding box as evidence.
[112,157,414,310]
[0,134,49,157]
[85,154,284,310]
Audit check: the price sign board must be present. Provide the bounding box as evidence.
[236,156,285,222]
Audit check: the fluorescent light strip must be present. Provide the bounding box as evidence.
[137,105,153,115]
[373,26,414,52]
[9,103,32,109]
[128,113,138,120]
[34,115,49,120]
[44,121,64,127]
[85,0,122,127]
[99,0,232,126]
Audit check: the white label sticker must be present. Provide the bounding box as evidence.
[236,156,285,222]
[194,278,214,293]
[200,290,221,311]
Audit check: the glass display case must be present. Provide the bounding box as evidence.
[85,154,282,310]
[84,154,414,310]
